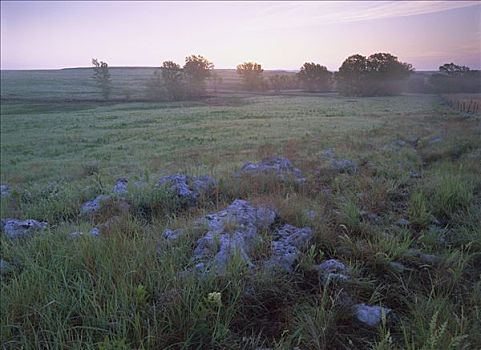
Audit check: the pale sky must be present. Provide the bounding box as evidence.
[1,1,480,70]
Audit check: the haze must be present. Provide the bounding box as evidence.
[1,1,480,70]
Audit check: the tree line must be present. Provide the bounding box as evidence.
[91,53,481,101]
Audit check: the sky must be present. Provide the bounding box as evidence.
[1,1,480,71]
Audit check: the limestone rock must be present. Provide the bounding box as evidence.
[1,219,47,239]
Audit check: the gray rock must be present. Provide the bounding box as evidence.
[354,304,392,327]
[406,249,442,265]
[360,211,381,223]
[384,139,407,150]
[0,184,10,198]
[239,157,306,184]
[163,228,184,241]
[266,224,313,272]
[315,259,350,284]
[317,259,348,274]
[69,231,83,238]
[323,273,350,283]
[392,139,407,147]
[81,195,112,215]
[321,148,335,158]
[0,259,14,275]
[112,178,128,195]
[429,135,443,144]
[192,200,277,274]
[305,210,317,220]
[409,170,422,178]
[388,261,406,273]
[395,218,410,226]
[157,174,217,204]
[330,159,357,173]
[90,227,101,237]
[1,219,47,239]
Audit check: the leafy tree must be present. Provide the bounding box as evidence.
[336,53,413,96]
[91,58,112,100]
[183,55,213,97]
[146,70,164,100]
[430,63,481,93]
[236,62,265,91]
[161,61,185,101]
[269,74,297,93]
[297,62,332,92]
[439,63,470,76]
[210,71,223,93]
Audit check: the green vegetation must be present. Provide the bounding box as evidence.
[1,90,480,349]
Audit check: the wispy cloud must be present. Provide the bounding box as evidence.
[245,1,480,30]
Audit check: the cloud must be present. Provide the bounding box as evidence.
[244,1,480,30]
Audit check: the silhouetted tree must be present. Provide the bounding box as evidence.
[210,71,223,93]
[91,58,112,100]
[161,61,185,100]
[439,63,470,75]
[429,63,481,93]
[336,53,413,96]
[269,74,297,93]
[183,55,213,97]
[145,70,164,100]
[237,62,265,91]
[297,62,332,92]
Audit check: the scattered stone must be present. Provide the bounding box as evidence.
[384,139,407,150]
[388,261,406,273]
[305,210,317,220]
[405,249,442,265]
[321,148,335,158]
[112,178,128,195]
[0,184,10,198]
[392,139,407,147]
[354,304,392,327]
[90,227,101,237]
[192,200,277,274]
[95,216,121,235]
[1,219,47,239]
[81,195,112,215]
[395,218,410,226]
[157,174,216,204]
[315,259,350,284]
[360,211,381,223]
[0,259,14,275]
[429,135,443,144]
[163,228,184,241]
[409,170,422,178]
[330,159,357,173]
[266,224,313,273]
[317,259,348,274]
[69,231,83,238]
[239,157,306,184]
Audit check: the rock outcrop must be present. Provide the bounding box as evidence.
[157,174,217,204]
[239,157,306,184]
[1,219,47,239]
[192,199,277,273]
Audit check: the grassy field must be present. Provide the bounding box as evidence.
[1,89,481,349]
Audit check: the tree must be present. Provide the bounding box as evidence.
[183,55,214,97]
[430,63,481,93]
[336,53,413,96]
[161,61,185,101]
[91,58,112,100]
[269,74,297,93]
[439,63,470,76]
[236,62,265,91]
[210,71,223,93]
[297,62,332,92]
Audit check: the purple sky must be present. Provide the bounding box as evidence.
[1,1,480,70]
